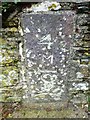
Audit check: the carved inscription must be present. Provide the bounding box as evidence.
[22,12,75,102]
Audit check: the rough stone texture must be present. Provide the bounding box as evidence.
[12,103,88,118]
[21,11,75,102]
[1,1,90,119]
[20,2,89,118]
[0,28,22,103]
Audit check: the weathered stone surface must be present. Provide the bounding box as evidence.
[21,11,75,102]
[1,1,89,118]
[0,29,22,102]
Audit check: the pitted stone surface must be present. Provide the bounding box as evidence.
[21,11,75,102]
[1,1,89,118]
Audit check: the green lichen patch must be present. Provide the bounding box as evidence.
[12,106,88,118]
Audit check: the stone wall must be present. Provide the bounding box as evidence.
[0,1,90,119]
[21,1,89,104]
[0,27,24,118]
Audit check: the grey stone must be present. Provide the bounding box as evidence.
[21,11,75,102]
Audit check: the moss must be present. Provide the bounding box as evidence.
[48,4,57,10]
[12,108,77,118]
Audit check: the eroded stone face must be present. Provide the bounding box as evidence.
[21,11,75,102]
